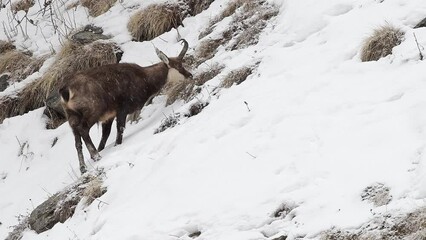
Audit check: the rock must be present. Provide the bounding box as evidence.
[28,192,80,233]
[0,74,10,92]
[415,17,426,28]
[71,24,110,44]
[45,91,65,118]
[44,90,67,129]
[28,173,106,234]
[361,183,392,207]
[272,236,287,240]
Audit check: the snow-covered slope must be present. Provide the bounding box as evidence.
[1,0,426,239]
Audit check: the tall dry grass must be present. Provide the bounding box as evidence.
[0,41,119,124]
[80,0,117,17]
[11,0,34,13]
[128,3,183,42]
[360,25,404,62]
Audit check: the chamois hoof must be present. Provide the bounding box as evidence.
[80,165,87,174]
[92,154,102,162]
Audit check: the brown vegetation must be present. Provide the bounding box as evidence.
[163,63,224,105]
[128,3,183,42]
[11,0,34,13]
[321,207,426,240]
[195,0,278,65]
[183,0,214,16]
[0,41,119,124]
[194,30,233,65]
[360,25,404,62]
[0,40,16,54]
[163,0,276,105]
[80,0,117,17]
[220,64,258,88]
[0,50,44,82]
[199,0,278,40]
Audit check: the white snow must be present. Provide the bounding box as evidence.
[1,0,426,239]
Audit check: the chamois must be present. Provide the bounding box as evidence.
[60,39,192,174]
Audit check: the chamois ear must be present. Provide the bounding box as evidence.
[155,47,170,66]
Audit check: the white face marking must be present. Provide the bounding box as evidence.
[167,68,186,84]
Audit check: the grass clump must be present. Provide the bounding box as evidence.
[194,30,233,65]
[199,0,278,41]
[0,40,16,54]
[128,3,183,42]
[181,0,214,16]
[220,63,258,88]
[320,207,426,240]
[5,216,29,240]
[185,102,209,117]
[0,40,119,124]
[154,113,181,134]
[361,183,392,207]
[162,63,224,105]
[11,0,34,13]
[80,0,117,17]
[360,25,404,62]
[0,49,47,85]
[194,0,277,66]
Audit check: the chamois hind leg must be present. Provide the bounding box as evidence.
[71,128,87,174]
[115,111,127,146]
[98,118,113,151]
[78,124,101,162]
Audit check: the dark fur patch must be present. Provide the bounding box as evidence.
[59,87,70,102]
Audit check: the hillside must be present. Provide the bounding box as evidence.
[1,0,426,239]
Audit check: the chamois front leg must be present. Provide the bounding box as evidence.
[79,125,102,162]
[98,119,113,151]
[115,111,127,146]
[72,128,87,174]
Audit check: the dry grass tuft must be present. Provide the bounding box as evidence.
[227,1,279,50]
[82,177,106,205]
[154,113,181,134]
[183,0,214,16]
[195,30,232,65]
[220,64,258,88]
[0,41,119,124]
[320,207,426,240]
[5,216,29,240]
[11,0,35,13]
[80,0,117,17]
[0,40,16,54]
[195,0,277,66]
[360,25,404,62]
[0,50,46,83]
[128,3,183,42]
[199,0,278,40]
[163,79,196,106]
[361,183,392,207]
[185,101,209,117]
[194,63,224,86]
[162,63,224,105]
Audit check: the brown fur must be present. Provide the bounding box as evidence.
[61,40,192,174]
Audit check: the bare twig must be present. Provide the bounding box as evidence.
[244,101,251,112]
[413,33,424,60]
[246,151,257,159]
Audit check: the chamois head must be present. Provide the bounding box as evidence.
[155,39,193,79]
